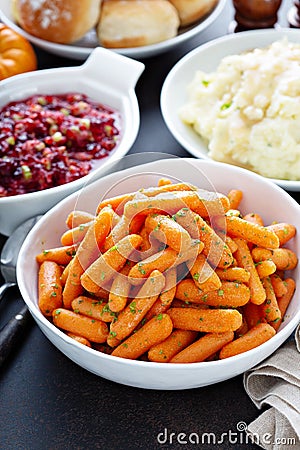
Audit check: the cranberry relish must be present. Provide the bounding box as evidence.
[0,93,121,196]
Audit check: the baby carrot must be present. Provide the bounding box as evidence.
[157,177,172,187]
[170,331,234,363]
[252,247,298,271]
[148,329,198,362]
[219,323,276,359]
[108,264,132,312]
[260,277,281,323]
[255,260,277,279]
[145,214,192,253]
[168,308,243,333]
[234,238,266,305]
[107,270,165,346]
[188,254,221,293]
[111,313,173,360]
[175,279,250,307]
[270,273,288,298]
[61,221,93,246]
[271,278,295,331]
[71,296,117,323]
[227,189,243,210]
[144,267,177,320]
[81,234,143,294]
[215,215,279,249]
[266,223,296,246]
[225,236,238,254]
[62,256,84,309]
[67,332,92,348]
[66,210,95,229]
[36,244,77,265]
[102,214,144,252]
[215,267,250,284]
[52,308,108,343]
[243,213,264,227]
[38,261,63,316]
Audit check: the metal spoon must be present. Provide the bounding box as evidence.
[0,215,41,365]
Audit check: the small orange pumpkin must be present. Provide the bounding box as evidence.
[0,23,37,80]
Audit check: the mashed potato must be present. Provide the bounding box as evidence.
[179,39,300,181]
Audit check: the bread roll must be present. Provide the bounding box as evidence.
[168,0,218,26]
[97,0,180,48]
[13,0,102,44]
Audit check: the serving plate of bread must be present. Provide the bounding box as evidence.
[0,0,226,59]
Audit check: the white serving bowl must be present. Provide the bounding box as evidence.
[160,28,300,192]
[0,47,144,236]
[17,158,300,390]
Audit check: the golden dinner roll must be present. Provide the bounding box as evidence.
[12,0,102,44]
[97,0,180,48]
[168,0,218,26]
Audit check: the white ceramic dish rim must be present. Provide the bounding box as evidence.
[0,0,226,59]
[16,158,300,388]
[0,47,145,206]
[160,28,300,192]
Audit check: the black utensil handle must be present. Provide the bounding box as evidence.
[0,304,33,366]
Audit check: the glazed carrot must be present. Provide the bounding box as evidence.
[175,279,250,308]
[215,267,250,284]
[174,208,233,268]
[271,278,295,331]
[260,277,281,323]
[225,236,238,254]
[148,329,198,362]
[252,247,298,271]
[242,302,266,329]
[60,261,70,286]
[38,261,63,316]
[144,267,177,320]
[108,264,132,313]
[168,308,243,333]
[96,182,197,214]
[111,313,173,360]
[124,190,230,220]
[266,223,296,246]
[243,213,264,227]
[145,214,192,253]
[81,234,143,294]
[157,177,172,187]
[52,308,108,343]
[61,221,93,246]
[188,254,222,293]
[107,270,165,347]
[215,215,279,249]
[219,323,276,359]
[236,318,249,338]
[234,238,266,305]
[227,189,243,210]
[171,299,209,310]
[128,242,201,285]
[62,256,84,309]
[93,206,115,246]
[170,331,234,363]
[36,244,77,265]
[102,214,144,252]
[66,210,95,229]
[255,260,276,279]
[71,296,117,323]
[67,332,92,348]
[270,273,288,298]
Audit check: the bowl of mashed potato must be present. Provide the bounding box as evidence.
[161,29,300,191]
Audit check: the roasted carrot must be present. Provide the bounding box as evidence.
[227,189,243,210]
[66,210,95,229]
[260,277,281,323]
[111,313,173,360]
[219,323,276,359]
[107,270,165,347]
[71,296,117,323]
[170,331,234,363]
[81,234,143,294]
[271,278,296,331]
[215,215,279,249]
[38,261,63,316]
[148,329,198,362]
[67,332,92,348]
[234,238,266,305]
[168,307,243,333]
[52,308,109,343]
[188,254,222,293]
[175,279,250,307]
[36,244,77,265]
[266,223,296,246]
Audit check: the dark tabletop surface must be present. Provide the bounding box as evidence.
[1,2,299,449]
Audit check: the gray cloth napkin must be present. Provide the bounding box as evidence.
[243,324,300,450]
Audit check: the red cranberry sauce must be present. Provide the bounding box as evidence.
[0,93,121,196]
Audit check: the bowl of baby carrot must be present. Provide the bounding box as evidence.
[16,157,300,389]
